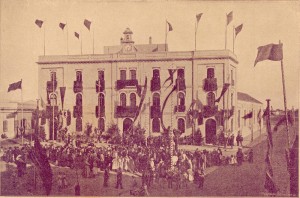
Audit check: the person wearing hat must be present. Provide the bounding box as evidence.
[198,169,205,189]
[115,167,123,189]
[236,147,244,166]
[103,167,110,187]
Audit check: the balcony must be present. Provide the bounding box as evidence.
[150,78,161,92]
[73,81,83,93]
[175,78,186,91]
[46,81,57,92]
[203,78,217,92]
[95,80,105,92]
[73,105,82,118]
[116,79,138,90]
[115,106,138,118]
[95,106,105,117]
[203,105,218,118]
[45,105,59,118]
[174,105,186,113]
[150,105,161,118]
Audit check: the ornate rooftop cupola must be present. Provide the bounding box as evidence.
[121,28,135,53]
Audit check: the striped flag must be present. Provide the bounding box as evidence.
[226,11,233,25]
[59,22,66,30]
[8,80,22,92]
[35,19,43,28]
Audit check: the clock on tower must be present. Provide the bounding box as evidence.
[121,28,135,53]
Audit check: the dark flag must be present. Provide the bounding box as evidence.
[254,43,283,66]
[30,136,53,195]
[242,111,253,119]
[167,21,173,31]
[163,69,177,89]
[196,13,203,23]
[152,45,159,52]
[265,105,273,148]
[74,32,80,39]
[227,11,233,25]
[66,110,71,126]
[59,22,66,30]
[257,109,262,125]
[215,83,230,103]
[59,87,66,110]
[273,111,294,131]
[161,85,177,131]
[8,80,22,92]
[84,19,91,30]
[35,19,43,28]
[132,77,148,124]
[136,84,142,97]
[235,24,243,37]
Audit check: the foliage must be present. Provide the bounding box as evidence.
[105,123,122,144]
[84,123,93,137]
[194,129,203,145]
[39,126,46,140]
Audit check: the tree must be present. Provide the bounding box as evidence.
[106,123,121,144]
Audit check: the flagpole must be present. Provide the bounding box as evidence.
[233,25,235,53]
[251,105,254,142]
[66,21,69,55]
[43,24,46,56]
[192,51,195,144]
[279,40,290,148]
[80,31,82,55]
[21,79,24,146]
[225,13,227,49]
[165,21,167,51]
[195,20,197,51]
[93,28,95,54]
[52,80,54,141]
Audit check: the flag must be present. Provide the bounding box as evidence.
[60,87,66,110]
[74,32,80,39]
[29,136,53,195]
[196,13,203,23]
[59,22,66,30]
[235,24,243,37]
[8,80,22,92]
[265,105,273,148]
[242,111,253,119]
[167,21,173,32]
[273,111,294,131]
[35,19,43,28]
[163,69,177,89]
[254,43,283,66]
[132,77,148,124]
[215,83,230,103]
[161,84,177,131]
[152,45,159,52]
[227,11,233,25]
[257,109,262,125]
[84,19,91,30]
[136,84,142,97]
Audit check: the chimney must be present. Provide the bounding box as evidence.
[149,36,152,44]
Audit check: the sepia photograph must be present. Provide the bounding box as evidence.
[0,0,299,196]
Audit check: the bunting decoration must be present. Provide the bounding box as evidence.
[163,69,177,89]
[59,22,66,30]
[215,83,230,103]
[84,19,92,30]
[254,43,283,66]
[161,84,177,131]
[8,80,22,92]
[35,19,43,28]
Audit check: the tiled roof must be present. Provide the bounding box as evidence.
[237,92,262,104]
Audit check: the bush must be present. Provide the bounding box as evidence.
[106,123,122,144]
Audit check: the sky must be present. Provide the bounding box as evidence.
[0,0,299,109]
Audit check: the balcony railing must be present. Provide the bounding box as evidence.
[95,80,105,92]
[45,105,59,118]
[95,106,105,118]
[115,106,138,118]
[73,105,82,118]
[150,78,161,92]
[203,105,218,118]
[73,81,83,93]
[175,78,186,91]
[203,78,217,92]
[116,79,138,90]
[46,81,57,92]
[174,105,186,113]
[150,105,161,118]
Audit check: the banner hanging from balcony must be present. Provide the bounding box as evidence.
[132,77,148,124]
[60,87,66,110]
[215,83,230,103]
[161,84,177,131]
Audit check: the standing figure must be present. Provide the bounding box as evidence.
[115,167,123,189]
[198,170,205,189]
[236,148,244,166]
[248,149,254,163]
[74,182,80,196]
[103,168,110,187]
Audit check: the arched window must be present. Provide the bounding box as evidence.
[76,117,82,132]
[153,69,160,78]
[76,71,82,81]
[207,92,215,107]
[178,118,185,133]
[207,68,215,78]
[153,93,160,106]
[98,70,104,80]
[50,93,57,106]
[120,70,126,80]
[98,118,105,132]
[76,94,82,106]
[130,93,136,107]
[98,93,105,106]
[120,93,126,106]
[152,118,160,132]
[178,92,185,106]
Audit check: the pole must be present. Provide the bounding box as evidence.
[80,31,82,55]
[93,29,95,54]
[195,21,197,51]
[233,25,235,53]
[21,79,24,146]
[67,21,69,55]
[225,13,227,49]
[192,51,195,144]
[165,20,167,51]
[251,105,254,142]
[279,40,290,148]
[43,24,46,55]
[52,80,55,141]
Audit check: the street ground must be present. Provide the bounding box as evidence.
[0,117,298,196]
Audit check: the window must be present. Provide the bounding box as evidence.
[130,93,136,107]
[76,94,82,106]
[3,120,7,132]
[98,70,104,80]
[207,68,215,78]
[98,93,105,106]
[98,118,105,132]
[238,110,240,128]
[177,69,184,79]
[50,72,56,81]
[120,93,126,106]
[50,93,57,106]
[207,92,215,107]
[153,69,160,78]
[76,71,82,81]
[178,92,185,106]
[130,70,136,80]
[152,118,160,132]
[120,70,126,80]
[76,118,82,131]
[178,118,185,133]
[153,93,160,106]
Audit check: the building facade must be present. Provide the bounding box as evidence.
[37,28,239,144]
